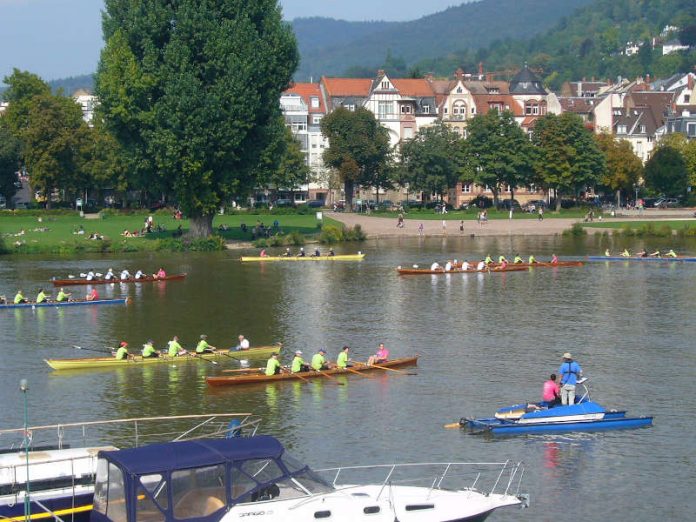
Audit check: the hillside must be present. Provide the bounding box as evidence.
[415,0,696,88]
[292,0,592,80]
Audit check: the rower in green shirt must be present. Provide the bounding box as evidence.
[56,288,71,302]
[291,351,308,373]
[484,255,493,265]
[666,249,677,258]
[142,339,159,358]
[513,254,523,264]
[114,341,129,360]
[14,290,27,304]
[265,353,282,376]
[167,335,186,357]
[311,349,329,371]
[336,346,351,369]
[36,288,50,304]
[528,255,537,264]
[195,334,217,354]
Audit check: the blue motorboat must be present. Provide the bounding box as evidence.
[459,380,653,435]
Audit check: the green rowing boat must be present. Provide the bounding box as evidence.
[45,345,279,370]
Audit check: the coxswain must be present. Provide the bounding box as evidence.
[528,255,537,264]
[36,288,50,304]
[551,253,559,265]
[85,270,95,281]
[142,339,159,358]
[498,255,508,264]
[104,268,115,281]
[649,249,661,257]
[14,290,27,304]
[499,258,508,269]
[367,343,389,366]
[282,247,291,257]
[86,288,99,301]
[604,249,611,257]
[291,350,308,373]
[461,259,471,271]
[167,335,186,357]
[234,335,250,351]
[476,260,486,271]
[636,249,647,258]
[134,270,145,279]
[513,254,523,264]
[666,249,677,258]
[297,247,306,257]
[620,249,631,257]
[336,346,352,369]
[311,349,329,371]
[260,249,268,257]
[265,353,282,376]
[196,334,217,354]
[484,254,493,266]
[113,341,129,360]
[120,269,131,280]
[328,248,335,257]
[155,267,166,278]
[311,248,321,257]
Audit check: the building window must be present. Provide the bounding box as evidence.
[456,87,463,93]
[422,105,430,114]
[310,97,320,108]
[403,127,414,139]
[400,105,412,114]
[540,101,547,115]
[687,123,696,137]
[471,107,476,114]
[461,183,471,194]
[525,101,539,115]
[489,103,503,112]
[312,115,322,125]
[381,81,390,89]
[344,104,355,111]
[378,101,393,119]
[617,125,627,134]
[639,125,646,133]
[685,94,691,103]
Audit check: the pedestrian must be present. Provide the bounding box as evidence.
[441,219,447,235]
[538,207,544,221]
[477,211,481,226]
[459,220,464,233]
[397,212,404,228]
[559,352,583,405]
[418,223,424,236]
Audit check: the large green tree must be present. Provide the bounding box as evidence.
[96,0,298,236]
[400,121,461,200]
[644,145,687,197]
[595,133,643,205]
[1,69,51,138]
[532,113,605,210]
[462,110,535,207]
[321,107,391,210]
[0,122,21,206]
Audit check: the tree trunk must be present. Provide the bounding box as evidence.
[509,188,515,219]
[555,186,562,212]
[188,214,214,238]
[344,179,355,213]
[492,188,499,208]
[615,189,621,208]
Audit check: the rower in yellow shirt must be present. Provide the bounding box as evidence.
[336,346,352,369]
[265,353,282,376]
[311,349,329,371]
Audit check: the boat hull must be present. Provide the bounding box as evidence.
[1,298,127,310]
[398,261,583,275]
[240,254,365,262]
[465,415,653,435]
[206,356,419,386]
[0,491,93,522]
[51,273,186,286]
[588,256,696,262]
[46,346,278,370]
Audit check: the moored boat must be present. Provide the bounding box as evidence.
[587,255,696,262]
[51,273,187,286]
[89,435,528,522]
[206,356,418,386]
[46,345,280,371]
[240,253,365,262]
[0,298,128,310]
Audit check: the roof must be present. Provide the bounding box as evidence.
[391,78,435,97]
[509,66,547,95]
[472,95,523,116]
[99,437,285,475]
[559,97,597,114]
[283,82,325,113]
[321,77,372,98]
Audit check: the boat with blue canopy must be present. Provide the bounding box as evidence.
[90,435,529,521]
[454,379,653,436]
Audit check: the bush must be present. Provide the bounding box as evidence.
[320,224,344,244]
[344,224,367,241]
[0,235,8,255]
[157,235,226,252]
[562,223,587,237]
[287,231,305,246]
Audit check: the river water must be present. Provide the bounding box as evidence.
[1,234,694,521]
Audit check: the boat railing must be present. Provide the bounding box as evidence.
[0,413,260,451]
[316,461,526,500]
[1,451,103,494]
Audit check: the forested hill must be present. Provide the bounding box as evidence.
[415,0,696,89]
[291,0,592,81]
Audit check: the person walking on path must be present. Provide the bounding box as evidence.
[397,213,404,228]
[559,352,583,405]
[418,223,424,236]
[538,207,544,221]
[442,219,447,235]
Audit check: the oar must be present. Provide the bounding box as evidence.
[222,368,264,373]
[444,422,462,429]
[314,368,345,385]
[343,366,373,378]
[72,344,113,355]
[355,361,416,376]
[190,352,218,365]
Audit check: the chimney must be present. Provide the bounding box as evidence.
[688,74,694,90]
[377,69,385,77]
[425,73,434,82]
[478,62,484,80]
[485,73,493,83]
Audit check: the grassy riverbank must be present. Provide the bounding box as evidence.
[0,211,339,254]
[582,220,696,237]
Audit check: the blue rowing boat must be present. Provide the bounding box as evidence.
[588,255,696,262]
[0,298,128,310]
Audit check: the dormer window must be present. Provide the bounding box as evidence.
[401,105,412,114]
[381,81,390,89]
[488,88,500,94]
[456,87,463,94]
[617,125,627,134]
[310,97,319,108]
[639,125,646,133]
[423,105,430,114]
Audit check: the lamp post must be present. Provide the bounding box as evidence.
[20,379,30,522]
[634,183,639,208]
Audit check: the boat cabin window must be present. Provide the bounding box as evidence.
[93,460,128,522]
[136,474,168,521]
[240,458,284,483]
[171,464,226,519]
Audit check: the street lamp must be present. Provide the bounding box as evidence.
[20,379,30,522]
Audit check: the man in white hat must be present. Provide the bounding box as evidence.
[291,350,308,373]
[559,352,583,405]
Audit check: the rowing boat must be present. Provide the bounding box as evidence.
[45,345,279,370]
[206,356,418,386]
[51,273,187,286]
[483,261,584,269]
[587,256,696,262]
[240,254,365,262]
[1,298,128,310]
[397,261,583,275]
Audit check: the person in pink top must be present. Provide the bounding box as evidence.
[542,374,560,406]
[367,343,389,366]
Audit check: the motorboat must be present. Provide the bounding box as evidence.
[0,413,260,522]
[458,379,653,436]
[89,436,529,521]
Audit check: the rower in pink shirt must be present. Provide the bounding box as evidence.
[368,343,389,366]
[542,374,560,405]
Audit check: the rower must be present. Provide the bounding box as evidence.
[85,270,95,281]
[666,249,677,258]
[367,343,389,366]
[114,341,129,360]
[311,349,329,371]
[604,249,611,257]
[265,353,282,376]
[120,269,131,280]
[196,334,217,354]
[637,249,647,258]
[0,295,5,304]
[328,248,335,257]
[336,346,352,369]
[291,350,308,373]
[476,260,486,271]
[430,262,441,271]
[104,268,115,281]
[311,248,321,257]
[14,290,27,304]
[620,249,631,257]
[444,260,453,271]
[36,288,50,304]
[234,334,250,351]
[134,270,145,279]
[297,247,306,257]
[167,336,186,357]
[649,249,661,257]
[498,255,508,264]
[260,249,268,257]
[56,287,71,302]
[142,340,159,358]
[282,247,291,257]
[513,254,523,264]
[155,267,166,278]
[528,255,537,264]
[461,259,471,271]
[484,254,493,266]
[551,253,559,265]
[86,288,99,301]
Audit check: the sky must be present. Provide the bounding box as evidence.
[0,0,467,83]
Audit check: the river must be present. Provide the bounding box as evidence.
[1,234,694,521]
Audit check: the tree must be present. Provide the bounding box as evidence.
[400,122,461,200]
[96,0,299,237]
[1,69,51,137]
[532,113,605,210]
[462,110,535,207]
[595,133,643,205]
[0,122,21,206]
[644,146,687,197]
[79,121,130,204]
[321,107,391,210]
